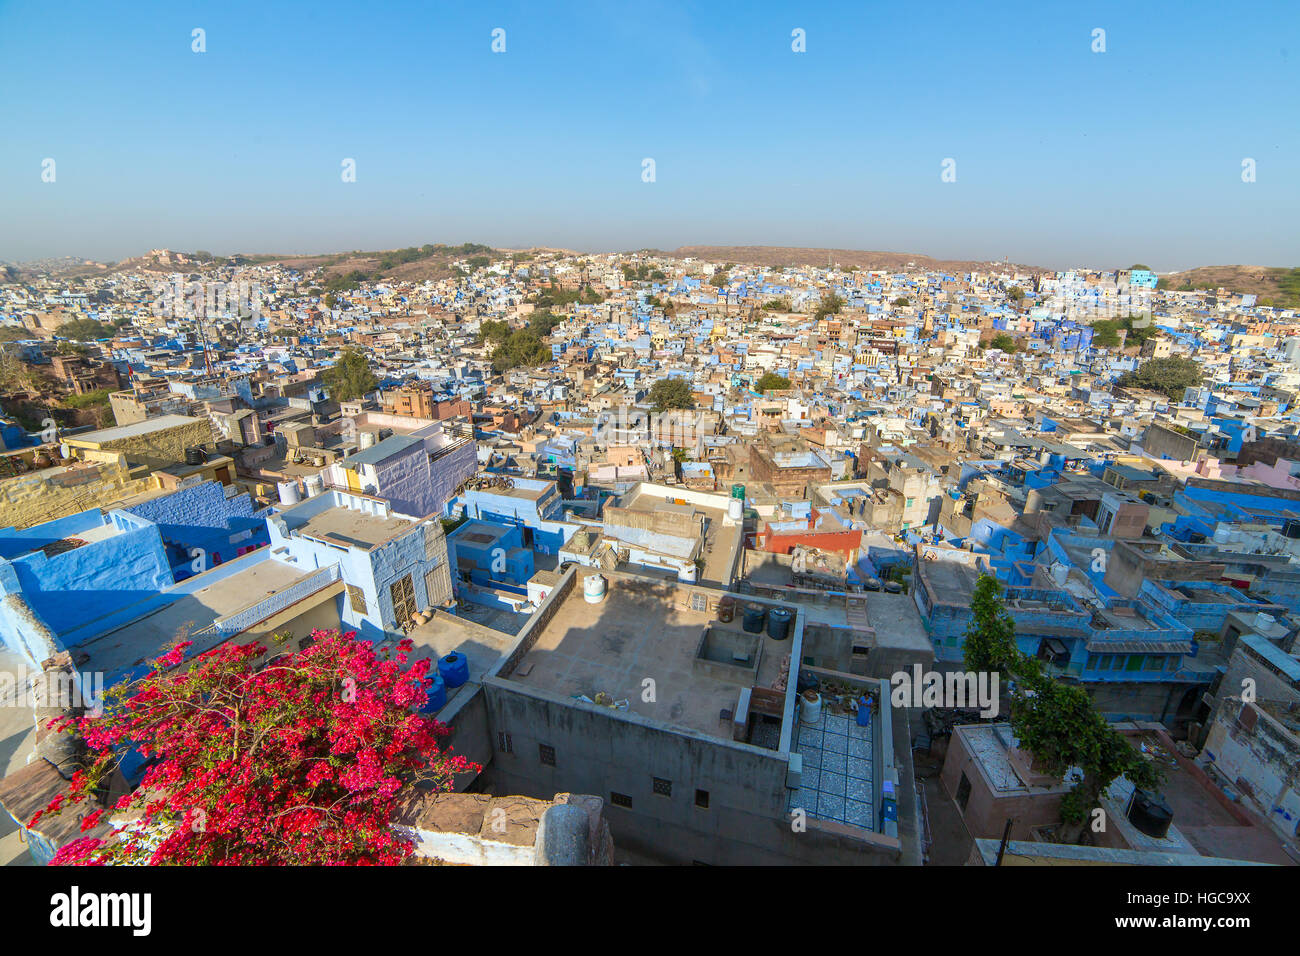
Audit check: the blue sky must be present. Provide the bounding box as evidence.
[1,0,1297,270]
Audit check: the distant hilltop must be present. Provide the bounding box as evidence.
[1154,264,1300,307]
[648,245,1051,275]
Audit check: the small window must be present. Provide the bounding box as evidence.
[695,789,710,809]
[346,584,368,616]
[1087,654,1099,670]
[539,744,556,766]
[1099,655,1112,670]
[610,791,632,809]
[497,732,512,754]
[690,593,707,612]
[653,777,672,797]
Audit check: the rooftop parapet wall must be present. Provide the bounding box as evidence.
[0,454,156,531]
[392,791,614,866]
[1139,579,1285,634]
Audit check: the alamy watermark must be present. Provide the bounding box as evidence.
[592,406,708,448]
[150,273,267,321]
[889,664,1000,717]
[1,667,104,716]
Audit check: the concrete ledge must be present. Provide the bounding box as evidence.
[392,790,613,865]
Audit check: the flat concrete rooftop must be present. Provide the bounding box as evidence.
[65,414,202,445]
[610,487,742,587]
[483,483,549,502]
[917,560,980,602]
[296,506,413,550]
[79,558,313,678]
[1123,730,1296,865]
[504,574,793,741]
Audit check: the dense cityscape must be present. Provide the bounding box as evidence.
[0,244,1296,874]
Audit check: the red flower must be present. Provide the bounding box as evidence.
[34,629,479,865]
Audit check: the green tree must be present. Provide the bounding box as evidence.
[648,377,694,410]
[528,311,561,337]
[892,297,910,306]
[989,333,1018,353]
[321,348,378,402]
[814,293,844,319]
[56,318,114,341]
[1120,314,1157,346]
[963,576,1162,843]
[1090,321,1121,348]
[480,321,552,372]
[477,319,512,346]
[754,372,792,391]
[963,576,1036,681]
[1117,356,1203,400]
[1006,286,1025,303]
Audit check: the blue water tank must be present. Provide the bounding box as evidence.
[421,673,447,713]
[856,695,873,727]
[438,652,470,688]
[742,603,767,633]
[880,798,898,823]
[767,606,793,641]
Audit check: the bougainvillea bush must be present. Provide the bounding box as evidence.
[32,629,479,865]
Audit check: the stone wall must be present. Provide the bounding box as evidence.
[0,453,156,531]
[392,790,614,865]
[75,417,214,470]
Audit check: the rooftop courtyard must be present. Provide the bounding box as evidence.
[502,572,796,743]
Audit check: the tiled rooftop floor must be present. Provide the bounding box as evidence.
[789,708,875,831]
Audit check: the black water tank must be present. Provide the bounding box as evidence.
[796,670,820,694]
[767,606,793,640]
[1128,789,1173,839]
[185,446,206,466]
[741,603,767,633]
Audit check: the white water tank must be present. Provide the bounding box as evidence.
[677,563,698,583]
[359,430,377,450]
[583,574,607,604]
[277,479,301,505]
[800,691,823,725]
[727,497,744,521]
[304,474,325,498]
